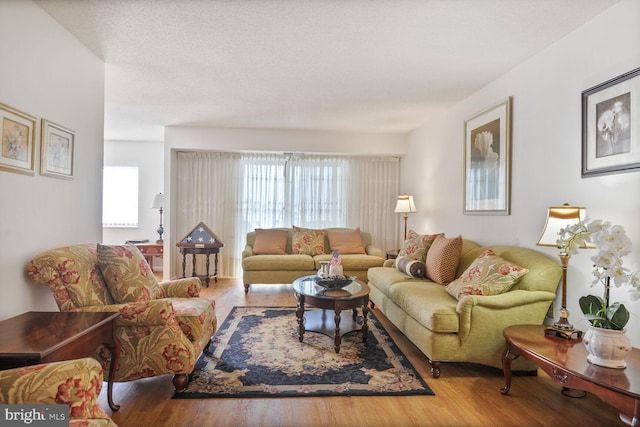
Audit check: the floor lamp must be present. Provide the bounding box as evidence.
[394,194,416,241]
[152,192,164,243]
[537,203,588,340]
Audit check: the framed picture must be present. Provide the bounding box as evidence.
[463,97,512,215]
[582,67,640,177]
[41,119,74,179]
[0,102,37,175]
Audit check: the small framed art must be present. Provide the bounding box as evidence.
[41,119,75,179]
[582,67,640,178]
[0,102,37,175]
[463,97,512,215]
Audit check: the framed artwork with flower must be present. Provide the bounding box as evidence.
[0,102,37,175]
[463,97,512,215]
[582,67,640,177]
[41,119,75,180]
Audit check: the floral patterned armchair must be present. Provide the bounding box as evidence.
[26,244,217,393]
[0,357,117,426]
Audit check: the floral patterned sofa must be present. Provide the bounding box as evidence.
[0,357,117,426]
[26,244,217,393]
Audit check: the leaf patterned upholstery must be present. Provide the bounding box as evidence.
[0,357,117,426]
[26,244,217,392]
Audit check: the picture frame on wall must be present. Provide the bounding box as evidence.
[463,96,512,215]
[41,119,75,180]
[0,102,37,176]
[582,67,640,178]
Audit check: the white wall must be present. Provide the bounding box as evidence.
[405,0,640,346]
[103,140,164,248]
[162,127,408,278]
[0,1,105,320]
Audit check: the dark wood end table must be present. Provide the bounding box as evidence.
[177,243,223,287]
[292,275,370,353]
[502,324,639,426]
[0,311,121,411]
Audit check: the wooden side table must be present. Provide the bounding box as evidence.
[0,311,121,411]
[386,249,399,260]
[133,242,163,270]
[178,244,223,287]
[502,324,639,426]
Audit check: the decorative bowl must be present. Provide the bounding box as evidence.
[314,276,355,289]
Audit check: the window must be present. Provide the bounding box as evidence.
[102,166,139,228]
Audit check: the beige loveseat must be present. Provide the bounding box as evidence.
[367,238,562,378]
[242,227,385,292]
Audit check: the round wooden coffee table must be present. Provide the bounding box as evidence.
[292,275,370,353]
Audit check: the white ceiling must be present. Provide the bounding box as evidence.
[36,0,620,142]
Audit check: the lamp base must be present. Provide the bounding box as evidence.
[544,324,583,340]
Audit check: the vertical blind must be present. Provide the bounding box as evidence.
[176,151,400,278]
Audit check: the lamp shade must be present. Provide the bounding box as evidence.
[394,194,416,214]
[152,192,164,210]
[537,204,587,247]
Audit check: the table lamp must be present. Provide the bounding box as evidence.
[537,203,588,339]
[152,192,164,243]
[394,194,416,241]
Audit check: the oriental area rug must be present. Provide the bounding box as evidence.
[174,306,434,398]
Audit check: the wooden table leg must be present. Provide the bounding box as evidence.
[501,342,518,395]
[296,294,305,342]
[181,252,186,279]
[105,318,121,411]
[361,302,369,343]
[334,309,342,353]
[205,253,211,287]
[191,253,197,279]
[214,253,219,283]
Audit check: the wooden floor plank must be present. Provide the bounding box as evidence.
[98,278,623,427]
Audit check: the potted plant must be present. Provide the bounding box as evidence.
[558,218,640,368]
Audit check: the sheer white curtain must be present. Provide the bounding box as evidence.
[344,156,400,252]
[175,151,399,278]
[175,151,243,278]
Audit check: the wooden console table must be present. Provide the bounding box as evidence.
[0,311,121,412]
[133,242,163,270]
[502,324,639,426]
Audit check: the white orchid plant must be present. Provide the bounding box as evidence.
[558,218,640,330]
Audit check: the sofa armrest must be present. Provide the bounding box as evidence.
[242,245,254,259]
[159,277,202,297]
[383,259,395,268]
[71,299,178,327]
[456,290,556,341]
[0,358,116,425]
[366,245,383,258]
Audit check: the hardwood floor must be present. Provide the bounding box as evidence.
[99,278,623,427]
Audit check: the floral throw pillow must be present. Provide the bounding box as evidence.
[445,249,529,300]
[97,244,161,303]
[398,230,442,263]
[292,226,325,255]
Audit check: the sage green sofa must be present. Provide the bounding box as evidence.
[242,227,385,292]
[367,240,562,378]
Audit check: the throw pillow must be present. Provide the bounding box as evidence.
[97,243,161,303]
[425,235,463,285]
[445,249,529,300]
[327,228,366,254]
[396,255,427,279]
[253,229,288,255]
[398,230,442,262]
[291,226,325,255]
